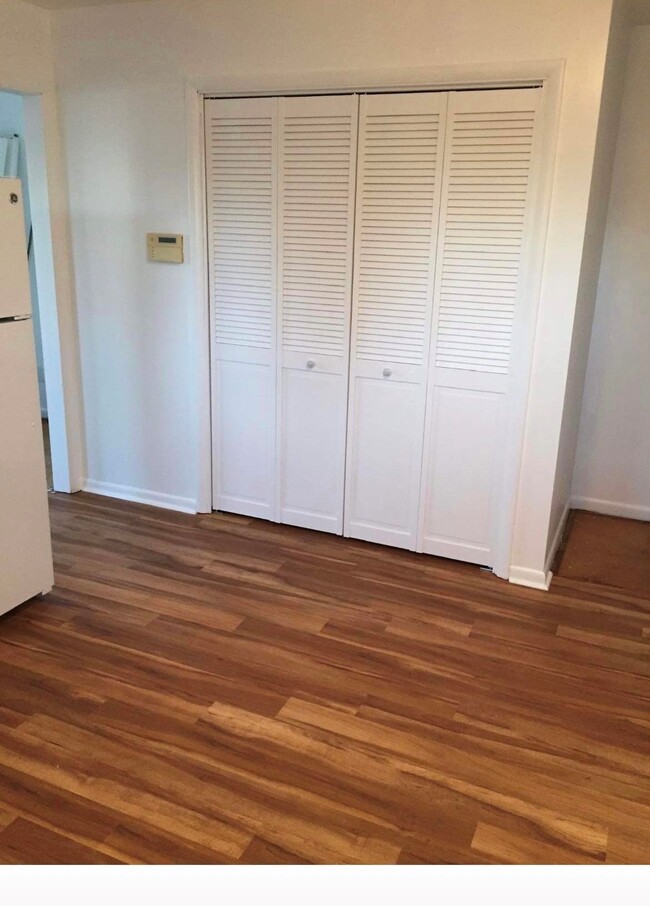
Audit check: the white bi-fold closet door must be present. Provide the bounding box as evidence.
[206,87,541,567]
[344,92,447,550]
[277,95,358,533]
[206,96,277,522]
[205,94,357,531]
[418,88,541,566]
[345,87,541,565]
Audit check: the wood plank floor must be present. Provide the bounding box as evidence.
[555,510,650,598]
[0,491,648,864]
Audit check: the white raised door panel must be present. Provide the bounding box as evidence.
[421,384,504,564]
[280,365,343,532]
[346,365,424,549]
[419,88,542,563]
[205,97,278,519]
[345,92,448,549]
[213,356,275,518]
[277,95,358,533]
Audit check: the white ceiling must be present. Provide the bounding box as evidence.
[22,0,650,22]
[24,0,156,8]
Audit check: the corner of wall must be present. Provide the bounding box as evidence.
[544,0,632,563]
[570,20,650,521]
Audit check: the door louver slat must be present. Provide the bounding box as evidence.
[280,111,355,354]
[207,115,275,350]
[433,103,537,374]
[354,109,442,366]
[281,113,356,356]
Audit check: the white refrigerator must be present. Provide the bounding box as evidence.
[0,177,54,616]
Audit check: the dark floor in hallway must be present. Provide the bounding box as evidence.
[555,510,650,598]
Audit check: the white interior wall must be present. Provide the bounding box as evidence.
[544,0,632,568]
[0,0,85,491]
[572,23,650,521]
[51,0,616,576]
[0,89,47,415]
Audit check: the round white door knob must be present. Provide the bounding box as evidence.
[382,368,392,377]
[306,360,315,369]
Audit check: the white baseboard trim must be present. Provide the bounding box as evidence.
[545,500,571,574]
[508,566,552,591]
[83,479,197,514]
[508,501,570,592]
[571,495,650,522]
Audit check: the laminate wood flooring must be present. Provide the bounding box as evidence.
[555,510,650,598]
[0,492,647,864]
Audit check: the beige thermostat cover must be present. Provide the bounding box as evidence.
[147,233,184,263]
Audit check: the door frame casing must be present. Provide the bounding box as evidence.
[0,85,86,494]
[186,60,564,580]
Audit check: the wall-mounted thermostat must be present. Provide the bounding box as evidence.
[147,233,184,264]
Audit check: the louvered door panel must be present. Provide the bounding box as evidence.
[345,92,447,549]
[419,88,541,564]
[205,97,278,519]
[277,94,358,533]
[434,97,538,374]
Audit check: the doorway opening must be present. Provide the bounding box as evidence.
[0,89,65,492]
